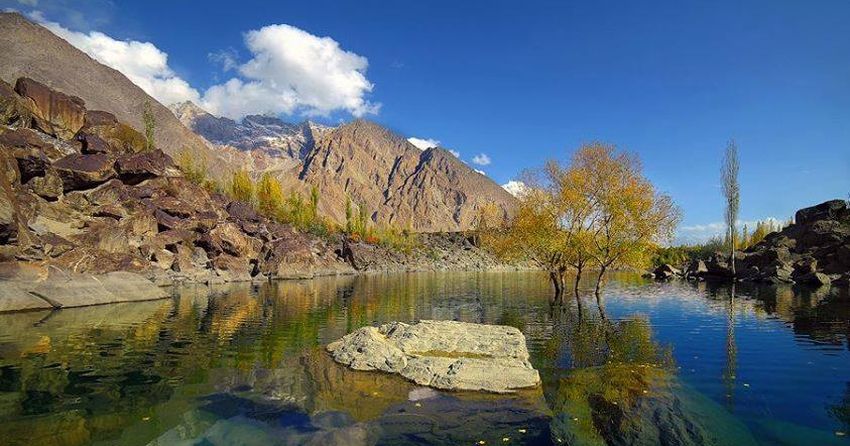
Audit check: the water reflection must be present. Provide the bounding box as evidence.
[0,272,847,445]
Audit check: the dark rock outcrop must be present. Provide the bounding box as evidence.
[695,200,850,286]
[14,77,85,139]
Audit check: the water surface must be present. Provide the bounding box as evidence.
[0,272,848,445]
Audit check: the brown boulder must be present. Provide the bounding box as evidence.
[226,200,261,223]
[0,127,65,181]
[207,222,261,259]
[53,153,115,191]
[0,79,33,126]
[79,121,146,154]
[76,132,112,154]
[796,271,831,287]
[211,254,254,281]
[28,169,63,200]
[14,77,86,140]
[83,110,117,127]
[795,199,849,225]
[115,149,177,184]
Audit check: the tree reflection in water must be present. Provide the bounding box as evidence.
[545,297,756,446]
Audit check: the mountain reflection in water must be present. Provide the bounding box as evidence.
[0,272,848,445]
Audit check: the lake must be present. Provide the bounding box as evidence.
[0,271,848,445]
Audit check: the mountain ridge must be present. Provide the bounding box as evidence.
[177,103,518,231]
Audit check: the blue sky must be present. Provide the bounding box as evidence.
[5,0,849,242]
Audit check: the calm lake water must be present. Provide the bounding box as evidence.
[0,272,849,445]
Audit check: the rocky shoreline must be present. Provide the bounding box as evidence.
[0,77,524,312]
[650,199,850,287]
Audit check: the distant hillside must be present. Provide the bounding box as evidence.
[180,104,518,231]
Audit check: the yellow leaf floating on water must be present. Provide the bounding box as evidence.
[502,438,510,442]
[743,383,750,388]
[836,431,846,437]
[518,428,527,433]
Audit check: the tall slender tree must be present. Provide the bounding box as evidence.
[721,140,740,277]
[142,100,156,151]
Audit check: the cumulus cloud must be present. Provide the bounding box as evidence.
[474,169,486,176]
[448,149,460,158]
[33,13,202,105]
[34,14,378,119]
[501,180,528,198]
[407,137,439,150]
[472,153,491,166]
[203,24,380,119]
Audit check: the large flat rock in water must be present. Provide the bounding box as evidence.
[327,320,540,393]
[0,269,167,312]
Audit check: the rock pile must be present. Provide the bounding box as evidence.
[688,200,850,286]
[0,77,350,285]
[327,320,541,393]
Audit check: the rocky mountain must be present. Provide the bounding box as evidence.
[170,101,333,162]
[0,12,252,178]
[177,105,518,231]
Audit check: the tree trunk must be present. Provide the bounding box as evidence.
[573,266,583,311]
[549,270,563,302]
[594,266,607,318]
[730,231,737,278]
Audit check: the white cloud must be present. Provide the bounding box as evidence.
[449,149,460,158]
[34,15,377,119]
[202,24,379,119]
[501,180,528,198]
[474,169,486,176]
[34,13,202,106]
[675,217,782,245]
[472,153,491,166]
[208,48,239,72]
[407,137,439,150]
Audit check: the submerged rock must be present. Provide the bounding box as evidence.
[327,320,540,393]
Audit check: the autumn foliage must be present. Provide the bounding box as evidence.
[480,142,681,300]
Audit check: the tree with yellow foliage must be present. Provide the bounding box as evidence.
[481,142,680,308]
[571,143,680,301]
[230,169,254,203]
[256,173,283,217]
[479,160,595,302]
